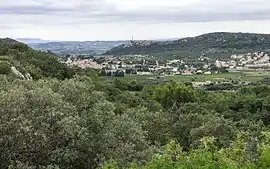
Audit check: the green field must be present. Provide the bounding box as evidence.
[101,71,270,84]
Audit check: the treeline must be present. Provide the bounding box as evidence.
[2,73,270,168]
[100,70,125,77]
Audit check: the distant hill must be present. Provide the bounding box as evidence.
[0,38,73,80]
[16,38,54,44]
[103,32,270,59]
[29,41,128,56]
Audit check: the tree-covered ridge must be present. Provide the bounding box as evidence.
[0,38,73,80]
[104,32,270,58]
[0,38,20,45]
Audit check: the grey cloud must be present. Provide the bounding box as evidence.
[1,0,270,25]
[111,10,270,23]
[0,25,15,29]
[0,0,106,15]
[0,6,69,15]
[69,9,270,24]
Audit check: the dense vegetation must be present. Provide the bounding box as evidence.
[2,38,270,168]
[0,38,74,80]
[2,72,270,168]
[104,32,270,59]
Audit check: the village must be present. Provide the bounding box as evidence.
[64,51,270,77]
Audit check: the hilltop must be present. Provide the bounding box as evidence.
[0,38,73,79]
[103,32,270,59]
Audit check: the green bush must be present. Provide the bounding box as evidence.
[0,62,11,75]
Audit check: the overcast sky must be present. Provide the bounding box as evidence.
[0,0,270,40]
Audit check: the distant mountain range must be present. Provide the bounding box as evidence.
[15,37,181,56]
[103,32,270,59]
[16,38,56,44]
[27,41,128,56]
[15,33,270,58]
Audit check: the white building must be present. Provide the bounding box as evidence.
[204,71,212,75]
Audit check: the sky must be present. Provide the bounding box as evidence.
[0,0,270,41]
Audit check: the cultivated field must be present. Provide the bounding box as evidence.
[101,71,270,84]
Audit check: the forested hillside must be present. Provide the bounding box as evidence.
[0,38,73,79]
[104,32,270,59]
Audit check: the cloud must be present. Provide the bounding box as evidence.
[0,6,68,15]
[1,0,270,40]
[1,0,270,23]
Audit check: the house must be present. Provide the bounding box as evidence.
[137,72,152,75]
[192,81,212,88]
[174,71,182,75]
[171,67,178,72]
[196,70,203,74]
[182,70,193,75]
[204,71,212,75]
